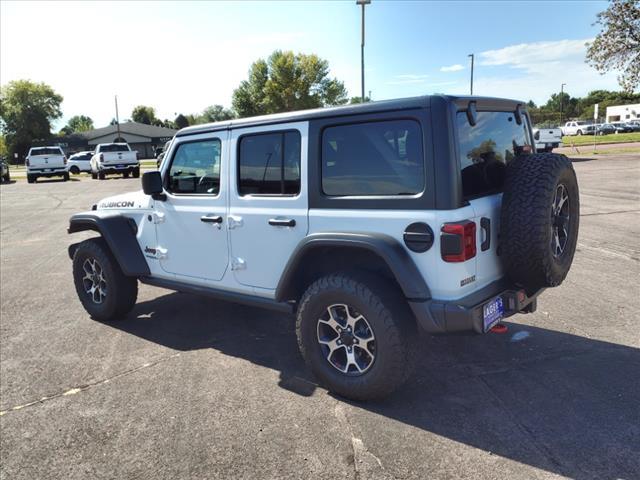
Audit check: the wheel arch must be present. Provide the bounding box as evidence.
[275,233,431,303]
[68,213,150,277]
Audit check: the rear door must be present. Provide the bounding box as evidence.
[228,122,308,290]
[455,110,533,289]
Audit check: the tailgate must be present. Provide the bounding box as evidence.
[29,155,65,168]
[102,152,137,165]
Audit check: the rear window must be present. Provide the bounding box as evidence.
[321,119,424,196]
[456,111,531,199]
[100,144,130,152]
[30,147,63,156]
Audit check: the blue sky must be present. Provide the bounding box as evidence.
[0,1,619,128]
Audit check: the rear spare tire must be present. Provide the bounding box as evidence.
[500,153,579,289]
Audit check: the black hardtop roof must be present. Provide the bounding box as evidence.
[176,95,526,138]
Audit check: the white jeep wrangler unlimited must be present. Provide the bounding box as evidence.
[68,96,579,400]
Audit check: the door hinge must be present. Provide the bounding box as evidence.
[151,212,165,224]
[231,257,246,271]
[227,215,243,230]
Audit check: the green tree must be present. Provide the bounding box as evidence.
[200,104,236,123]
[0,80,63,161]
[232,51,348,117]
[0,135,7,158]
[62,115,94,134]
[131,105,157,125]
[349,96,371,104]
[586,0,640,92]
[174,114,189,129]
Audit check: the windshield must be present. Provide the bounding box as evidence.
[100,144,130,152]
[30,147,63,156]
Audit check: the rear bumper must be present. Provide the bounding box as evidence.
[98,164,139,174]
[409,280,544,334]
[28,168,67,177]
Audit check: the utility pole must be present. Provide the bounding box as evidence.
[468,53,474,95]
[357,0,371,103]
[560,83,566,125]
[114,95,121,139]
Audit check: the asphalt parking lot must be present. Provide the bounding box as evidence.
[1,156,639,480]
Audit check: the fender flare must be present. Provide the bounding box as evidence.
[275,232,431,302]
[67,213,150,277]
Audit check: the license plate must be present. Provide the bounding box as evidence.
[483,296,504,332]
[116,165,124,168]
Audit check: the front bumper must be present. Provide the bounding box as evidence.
[409,280,544,334]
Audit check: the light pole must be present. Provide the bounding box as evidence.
[356,0,371,103]
[560,83,566,125]
[114,95,121,140]
[468,53,474,95]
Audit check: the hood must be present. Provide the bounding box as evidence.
[96,190,152,210]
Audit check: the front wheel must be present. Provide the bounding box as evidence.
[296,273,416,401]
[70,166,80,175]
[72,238,138,321]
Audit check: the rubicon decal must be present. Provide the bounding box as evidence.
[99,200,135,208]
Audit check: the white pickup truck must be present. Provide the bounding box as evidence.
[25,146,69,183]
[533,125,563,153]
[90,143,140,180]
[561,121,593,136]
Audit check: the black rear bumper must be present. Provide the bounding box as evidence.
[409,280,544,334]
[99,165,139,174]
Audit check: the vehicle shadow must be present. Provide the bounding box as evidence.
[569,157,595,162]
[107,291,639,479]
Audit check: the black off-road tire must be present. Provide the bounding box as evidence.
[98,171,106,180]
[500,153,580,289]
[72,238,138,321]
[296,273,417,401]
[27,174,36,184]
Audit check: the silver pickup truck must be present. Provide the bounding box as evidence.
[90,143,140,180]
[533,126,563,153]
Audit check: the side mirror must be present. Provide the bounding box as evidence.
[466,101,477,126]
[142,171,166,201]
[514,104,523,125]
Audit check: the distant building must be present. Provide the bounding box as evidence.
[605,104,640,123]
[50,122,177,159]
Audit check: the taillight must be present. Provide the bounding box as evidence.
[25,157,29,166]
[99,153,104,162]
[441,221,477,262]
[63,156,67,165]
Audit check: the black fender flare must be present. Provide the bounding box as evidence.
[67,213,150,277]
[275,232,431,302]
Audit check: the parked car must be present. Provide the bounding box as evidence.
[90,143,140,180]
[68,95,580,400]
[67,151,94,174]
[156,140,172,169]
[561,120,593,136]
[1,159,10,183]
[25,146,69,183]
[595,123,616,135]
[533,125,562,152]
[610,122,635,133]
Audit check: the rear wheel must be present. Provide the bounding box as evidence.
[72,238,138,321]
[2,171,10,183]
[296,273,416,401]
[91,171,97,179]
[123,171,130,179]
[98,171,105,180]
[63,172,70,181]
[132,167,140,178]
[27,174,36,184]
[70,166,80,175]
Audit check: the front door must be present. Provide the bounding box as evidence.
[154,133,229,281]
[228,122,308,290]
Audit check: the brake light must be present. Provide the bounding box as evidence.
[25,157,29,166]
[441,221,476,262]
[99,153,104,162]
[63,156,67,165]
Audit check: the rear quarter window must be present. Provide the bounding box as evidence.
[456,111,531,199]
[30,147,63,156]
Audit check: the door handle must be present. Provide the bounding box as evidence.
[201,215,223,224]
[480,217,491,251]
[268,218,296,227]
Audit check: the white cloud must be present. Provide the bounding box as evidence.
[440,64,464,72]
[386,74,430,85]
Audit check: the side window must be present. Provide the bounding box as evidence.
[456,111,531,199]
[321,119,424,196]
[166,139,221,195]
[238,130,301,195]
